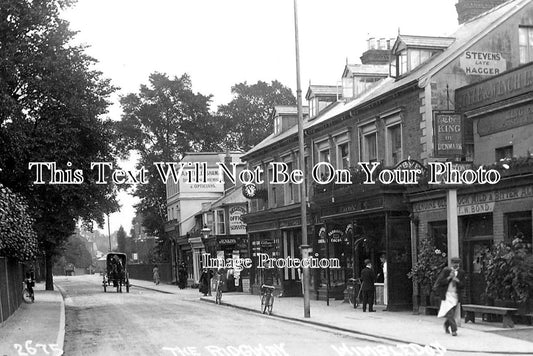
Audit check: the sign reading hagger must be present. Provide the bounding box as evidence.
[460,51,506,76]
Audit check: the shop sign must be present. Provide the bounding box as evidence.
[460,51,506,76]
[260,240,275,248]
[456,62,533,111]
[229,205,247,235]
[458,202,495,216]
[179,167,224,193]
[218,238,237,245]
[328,229,343,243]
[434,113,463,157]
[477,103,533,136]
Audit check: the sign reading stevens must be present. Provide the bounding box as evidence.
[460,51,506,76]
[434,113,463,157]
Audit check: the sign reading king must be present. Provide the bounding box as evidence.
[434,112,463,158]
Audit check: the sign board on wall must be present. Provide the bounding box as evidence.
[477,102,533,136]
[434,112,463,157]
[460,51,506,76]
[229,205,247,235]
[178,168,224,193]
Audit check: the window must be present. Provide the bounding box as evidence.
[495,145,513,161]
[506,212,532,251]
[204,212,214,234]
[337,142,350,170]
[274,116,281,135]
[387,124,402,166]
[284,161,294,204]
[319,149,330,180]
[399,50,408,75]
[429,221,447,252]
[215,210,225,235]
[519,26,533,64]
[363,133,377,162]
[309,98,317,118]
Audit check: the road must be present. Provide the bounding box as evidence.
[55,275,402,356]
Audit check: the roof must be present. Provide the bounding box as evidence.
[305,85,341,99]
[342,64,389,78]
[392,35,456,52]
[242,0,532,160]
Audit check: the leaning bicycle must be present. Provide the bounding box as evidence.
[260,284,275,315]
[347,278,361,309]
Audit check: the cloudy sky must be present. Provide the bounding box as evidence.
[62,0,460,234]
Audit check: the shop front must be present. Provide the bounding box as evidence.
[410,177,533,306]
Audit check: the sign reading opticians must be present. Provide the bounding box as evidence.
[460,51,506,76]
[434,113,463,157]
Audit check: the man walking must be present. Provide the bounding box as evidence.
[360,259,376,312]
[435,257,465,336]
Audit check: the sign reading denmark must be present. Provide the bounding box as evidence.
[460,51,506,76]
[434,113,463,157]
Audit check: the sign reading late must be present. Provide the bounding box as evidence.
[434,113,463,157]
[460,51,506,76]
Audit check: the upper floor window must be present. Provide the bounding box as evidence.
[387,124,402,166]
[215,209,225,235]
[519,26,533,64]
[274,116,282,135]
[397,49,435,76]
[337,142,350,170]
[360,123,377,163]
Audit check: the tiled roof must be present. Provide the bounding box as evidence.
[396,35,456,49]
[242,0,532,161]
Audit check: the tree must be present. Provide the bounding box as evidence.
[117,73,221,241]
[63,235,92,269]
[0,0,119,289]
[217,80,296,150]
[116,226,127,253]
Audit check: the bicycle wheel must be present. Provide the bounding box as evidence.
[22,287,33,303]
[266,293,274,315]
[216,287,222,304]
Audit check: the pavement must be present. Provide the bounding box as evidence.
[0,282,64,356]
[1,278,533,356]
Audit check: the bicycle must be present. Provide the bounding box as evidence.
[347,278,361,309]
[22,280,34,303]
[260,284,275,315]
[215,278,223,304]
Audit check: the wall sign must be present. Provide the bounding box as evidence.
[434,112,463,157]
[477,102,533,136]
[229,205,247,235]
[460,51,506,76]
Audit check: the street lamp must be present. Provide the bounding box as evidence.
[201,225,212,296]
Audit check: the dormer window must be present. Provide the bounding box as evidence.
[274,115,282,135]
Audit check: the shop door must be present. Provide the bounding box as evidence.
[465,239,492,304]
[387,217,412,310]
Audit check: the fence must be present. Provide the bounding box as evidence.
[0,257,23,323]
[127,263,172,284]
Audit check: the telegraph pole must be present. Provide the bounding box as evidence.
[107,213,112,252]
[293,0,311,318]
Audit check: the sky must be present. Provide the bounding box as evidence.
[62,0,460,235]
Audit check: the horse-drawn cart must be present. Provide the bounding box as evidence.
[102,253,130,293]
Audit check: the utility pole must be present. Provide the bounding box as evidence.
[293,0,311,318]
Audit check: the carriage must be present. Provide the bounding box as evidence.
[102,253,130,293]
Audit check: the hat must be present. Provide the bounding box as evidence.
[364,259,371,265]
[450,257,461,263]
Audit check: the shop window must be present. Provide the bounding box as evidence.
[506,211,532,251]
[519,26,533,64]
[215,210,225,235]
[428,221,447,252]
[462,213,493,239]
[495,145,513,162]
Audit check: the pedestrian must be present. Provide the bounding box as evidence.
[360,259,376,312]
[198,268,212,296]
[435,257,465,336]
[178,262,188,289]
[153,264,160,285]
[379,253,388,310]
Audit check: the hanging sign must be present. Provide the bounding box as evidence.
[434,112,463,157]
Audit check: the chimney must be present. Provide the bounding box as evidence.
[456,0,507,24]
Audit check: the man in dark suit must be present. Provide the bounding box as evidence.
[435,257,465,336]
[360,259,376,312]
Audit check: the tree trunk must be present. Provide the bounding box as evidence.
[45,253,54,291]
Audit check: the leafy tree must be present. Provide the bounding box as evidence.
[116,226,127,253]
[117,73,220,241]
[0,183,38,261]
[63,235,92,269]
[217,80,296,150]
[0,0,119,289]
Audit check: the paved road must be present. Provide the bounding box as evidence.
[55,275,409,356]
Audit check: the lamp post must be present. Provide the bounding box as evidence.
[201,225,212,296]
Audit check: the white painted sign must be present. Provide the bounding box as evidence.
[179,168,224,193]
[229,205,247,235]
[460,51,506,76]
[458,202,495,216]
